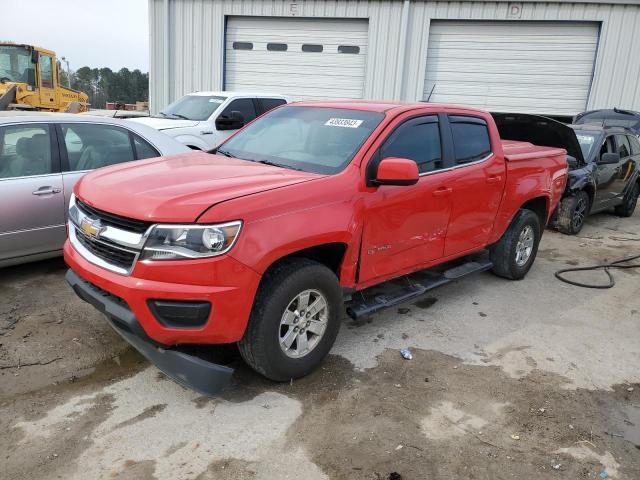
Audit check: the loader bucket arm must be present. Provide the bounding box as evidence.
[0,84,17,111]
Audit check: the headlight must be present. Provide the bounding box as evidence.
[140,221,242,260]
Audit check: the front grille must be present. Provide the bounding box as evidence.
[77,199,151,234]
[75,229,137,270]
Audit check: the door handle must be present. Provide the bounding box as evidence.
[432,187,453,197]
[32,186,62,196]
[486,175,502,184]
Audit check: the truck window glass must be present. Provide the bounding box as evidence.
[161,95,226,121]
[575,133,597,160]
[219,98,258,123]
[39,55,54,88]
[381,118,442,174]
[259,98,287,114]
[0,45,36,85]
[0,124,52,178]
[218,106,384,175]
[61,124,135,171]
[629,136,640,155]
[132,134,160,160]
[450,118,491,164]
[615,135,631,158]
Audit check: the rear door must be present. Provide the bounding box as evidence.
[0,123,65,261]
[360,114,453,282]
[37,54,57,110]
[443,115,506,257]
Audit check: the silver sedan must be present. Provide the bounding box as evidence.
[0,113,190,267]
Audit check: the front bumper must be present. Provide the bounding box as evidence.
[66,269,234,396]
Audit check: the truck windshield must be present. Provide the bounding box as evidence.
[0,45,35,86]
[159,95,226,121]
[217,106,385,174]
[575,132,598,160]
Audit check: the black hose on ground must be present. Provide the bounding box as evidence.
[554,253,640,288]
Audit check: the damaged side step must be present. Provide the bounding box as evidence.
[346,257,493,320]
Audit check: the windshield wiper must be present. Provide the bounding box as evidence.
[256,160,304,172]
[215,149,235,158]
[172,113,190,120]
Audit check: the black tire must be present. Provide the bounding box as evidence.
[614,182,639,217]
[238,258,343,382]
[490,209,541,280]
[556,191,589,235]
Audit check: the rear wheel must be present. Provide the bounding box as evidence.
[238,258,343,381]
[490,209,541,280]
[614,182,639,217]
[556,191,589,235]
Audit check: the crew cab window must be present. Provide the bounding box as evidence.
[61,123,135,171]
[0,124,53,179]
[380,116,442,173]
[615,135,631,158]
[219,98,257,124]
[258,98,287,115]
[449,116,492,164]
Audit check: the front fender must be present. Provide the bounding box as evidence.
[171,134,216,150]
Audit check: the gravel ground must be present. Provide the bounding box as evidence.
[1,210,639,480]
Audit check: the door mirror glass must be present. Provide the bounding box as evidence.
[566,155,578,169]
[216,110,245,131]
[375,157,419,186]
[599,152,620,165]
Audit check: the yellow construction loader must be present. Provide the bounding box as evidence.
[0,43,88,112]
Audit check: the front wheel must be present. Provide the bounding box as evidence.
[556,191,589,235]
[490,209,541,280]
[614,182,639,217]
[238,258,343,382]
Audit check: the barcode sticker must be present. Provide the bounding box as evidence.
[325,118,364,128]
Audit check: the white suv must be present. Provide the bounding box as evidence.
[131,92,288,150]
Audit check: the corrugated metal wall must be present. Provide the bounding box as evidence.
[149,0,640,114]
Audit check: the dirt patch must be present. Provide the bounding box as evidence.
[0,258,129,399]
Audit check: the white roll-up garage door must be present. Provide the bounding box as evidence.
[423,21,600,116]
[225,17,369,100]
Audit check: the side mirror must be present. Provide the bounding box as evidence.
[31,49,39,64]
[566,155,578,169]
[599,152,620,165]
[215,110,245,131]
[374,157,419,186]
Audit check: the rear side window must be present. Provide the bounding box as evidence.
[61,123,135,171]
[258,98,287,115]
[381,116,442,174]
[449,116,492,164]
[0,124,53,178]
[615,135,631,158]
[219,98,258,124]
[132,134,160,160]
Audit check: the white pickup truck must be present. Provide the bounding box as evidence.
[131,92,288,150]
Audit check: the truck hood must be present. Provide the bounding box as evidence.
[75,152,323,222]
[130,116,200,130]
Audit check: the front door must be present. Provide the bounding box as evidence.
[593,135,619,208]
[612,134,636,200]
[359,115,453,283]
[0,123,65,262]
[38,54,57,110]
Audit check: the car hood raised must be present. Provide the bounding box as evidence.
[130,116,200,130]
[75,152,323,222]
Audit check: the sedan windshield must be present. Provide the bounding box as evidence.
[217,106,385,174]
[575,132,598,160]
[159,95,226,121]
[0,45,35,85]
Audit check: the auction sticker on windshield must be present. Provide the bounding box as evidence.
[325,118,364,128]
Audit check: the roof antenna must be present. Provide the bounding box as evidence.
[426,84,436,103]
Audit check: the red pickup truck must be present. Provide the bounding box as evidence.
[64,102,568,395]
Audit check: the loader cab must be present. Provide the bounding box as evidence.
[0,44,36,87]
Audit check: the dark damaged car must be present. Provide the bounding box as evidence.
[493,113,640,234]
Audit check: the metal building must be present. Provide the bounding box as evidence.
[149,0,640,117]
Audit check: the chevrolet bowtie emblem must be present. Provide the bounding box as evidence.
[80,218,103,239]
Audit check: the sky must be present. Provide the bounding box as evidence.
[0,0,149,71]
